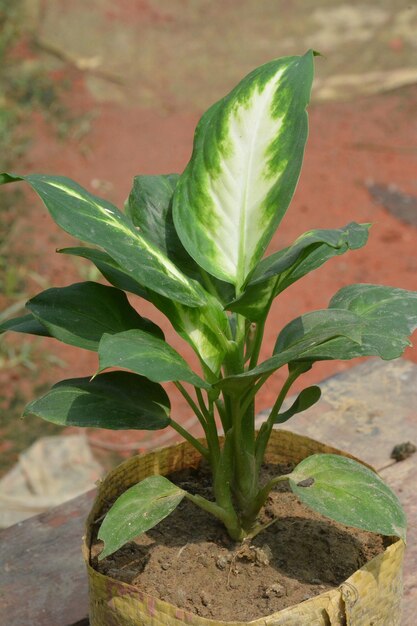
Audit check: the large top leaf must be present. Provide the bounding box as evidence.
[0,173,207,308]
[228,222,370,320]
[173,51,314,289]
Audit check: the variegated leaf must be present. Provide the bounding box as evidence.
[0,173,207,308]
[173,51,314,289]
[60,247,230,375]
[228,222,370,320]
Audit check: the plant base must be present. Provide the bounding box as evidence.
[84,430,404,625]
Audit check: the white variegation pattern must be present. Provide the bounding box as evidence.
[174,52,314,289]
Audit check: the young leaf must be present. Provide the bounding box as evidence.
[217,309,362,393]
[98,329,210,388]
[0,173,207,308]
[274,385,321,424]
[23,371,170,430]
[228,222,370,320]
[173,51,314,288]
[289,454,406,541]
[98,476,185,560]
[0,313,50,337]
[295,284,417,362]
[25,281,163,351]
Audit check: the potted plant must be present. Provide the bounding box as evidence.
[1,50,416,624]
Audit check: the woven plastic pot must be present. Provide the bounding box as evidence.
[83,429,404,625]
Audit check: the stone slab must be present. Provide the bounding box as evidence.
[0,490,96,626]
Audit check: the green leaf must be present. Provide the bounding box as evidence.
[98,476,185,559]
[126,173,187,265]
[59,249,230,375]
[297,284,417,362]
[126,174,235,305]
[23,371,170,430]
[228,222,370,320]
[0,313,50,337]
[217,309,362,393]
[173,51,314,288]
[274,385,321,423]
[289,454,406,541]
[0,173,207,308]
[25,281,163,351]
[98,329,210,388]
[59,247,148,299]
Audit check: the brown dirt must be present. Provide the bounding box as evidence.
[91,463,386,622]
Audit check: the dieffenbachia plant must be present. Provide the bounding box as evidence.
[1,51,415,558]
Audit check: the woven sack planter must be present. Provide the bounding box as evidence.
[83,429,404,625]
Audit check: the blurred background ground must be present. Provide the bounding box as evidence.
[0,0,416,481]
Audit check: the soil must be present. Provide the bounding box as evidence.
[91,462,386,622]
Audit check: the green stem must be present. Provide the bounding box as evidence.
[170,419,209,460]
[248,318,266,370]
[174,382,207,427]
[255,368,301,472]
[244,473,291,525]
[240,372,271,417]
[184,491,244,541]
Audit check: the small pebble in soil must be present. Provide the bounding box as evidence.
[216,555,229,570]
[263,582,286,598]
[391,441,416,461]
[200,590,211,607]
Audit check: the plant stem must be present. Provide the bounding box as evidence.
[184,491,245,541]
[169,419,209,459]
[174,382,207,427]
[248,318,266,369]
[250,473,291,517]
[255,368,301,472]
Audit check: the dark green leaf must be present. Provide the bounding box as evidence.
[23,371,170,430]
[297,284,417,362]
[229,223,370,320]
[59,247,148,299]
[98,476,185,559]
[59,249,230,375]
[289,454,406,540]
[274,385,321,423]
[126,174,183,261]
[26,281,163,351]
[0,313,50,337]
[126,174,234,304]
[98,329,210,388]
[0,173,207,307]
